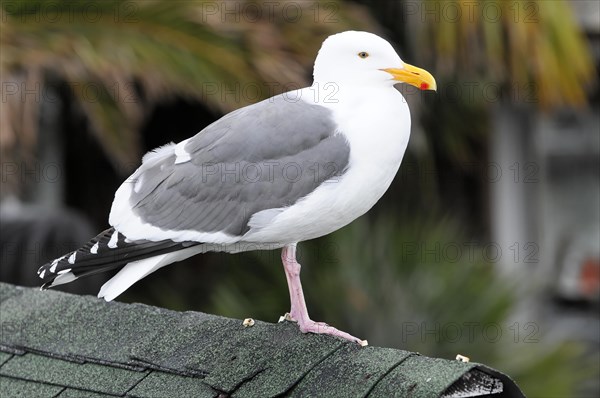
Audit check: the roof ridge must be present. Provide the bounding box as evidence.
[0,282,524,397]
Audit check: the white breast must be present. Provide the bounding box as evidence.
[244,86,411,244]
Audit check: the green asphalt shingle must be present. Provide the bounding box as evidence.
[0,375,63,398]
[0,353,147,395]
[0,283,23,304]
[199,321,344,394]
[0,352,12,367]
[127,371,217,398]
[0,283,524,397]
[288,345,414,397]
[56,388,115,397]
[130,310,240,376]
[229,324,344,397]
[369,354,477,397]
[1,283,168,370]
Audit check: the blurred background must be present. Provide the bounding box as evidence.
[1,1,598,396]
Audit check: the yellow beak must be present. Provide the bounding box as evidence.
[382,63,437,91]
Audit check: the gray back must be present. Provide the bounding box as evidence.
[129,96,350,236]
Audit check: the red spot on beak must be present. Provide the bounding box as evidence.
[420,82,429,90]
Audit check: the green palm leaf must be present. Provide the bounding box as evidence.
[1,0,374,175]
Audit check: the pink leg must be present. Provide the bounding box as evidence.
[281,244,365,345]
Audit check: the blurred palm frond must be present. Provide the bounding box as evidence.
[1,0,375,176]
[413,0,596,109]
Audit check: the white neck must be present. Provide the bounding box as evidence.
[301,83,411,172]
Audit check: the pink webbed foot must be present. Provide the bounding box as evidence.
[281,245,367,346]
[295,317,365,345]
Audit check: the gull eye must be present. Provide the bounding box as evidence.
[358,51,369,59]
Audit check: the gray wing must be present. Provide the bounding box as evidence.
[129,95,350,237]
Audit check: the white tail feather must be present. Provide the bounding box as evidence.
[98,246,204,301]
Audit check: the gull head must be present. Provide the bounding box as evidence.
[313,31,436,91]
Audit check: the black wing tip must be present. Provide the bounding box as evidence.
[34,227,201,291]
[37,262,51,278]
[37,264,58,287]
[37,254,70,285]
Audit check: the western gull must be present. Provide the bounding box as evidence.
[37,31,436,344]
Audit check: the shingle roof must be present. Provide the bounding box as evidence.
[0,283,524,397]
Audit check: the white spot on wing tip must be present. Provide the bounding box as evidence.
[39,270,46,279]
[108,230,119,249]
[90,242,99,254]
[49,255,65,273]
[68,251,77,264]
